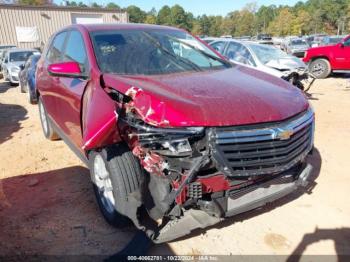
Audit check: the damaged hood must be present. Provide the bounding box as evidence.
[103,66,309,127]
[265,57,306,71]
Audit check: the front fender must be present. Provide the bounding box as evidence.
[81,81,122,151]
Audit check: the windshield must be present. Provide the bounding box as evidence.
[9,51,35,62]
[291,39,307,45]
[90,29,231,75]
[249,44,289,64]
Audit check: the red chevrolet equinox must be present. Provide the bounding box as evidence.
[36,24,315,243]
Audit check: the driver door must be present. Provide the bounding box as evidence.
[51,30,90,149]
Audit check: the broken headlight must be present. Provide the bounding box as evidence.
[121,117,204,156]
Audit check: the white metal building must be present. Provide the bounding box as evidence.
[0,4,128,48]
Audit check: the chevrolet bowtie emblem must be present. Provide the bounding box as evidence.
[277,129,294,140]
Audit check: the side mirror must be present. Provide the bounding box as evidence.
[338,43,344,48]
[4,58,8,63]
[48,61,86,78]
[20,64,25,70]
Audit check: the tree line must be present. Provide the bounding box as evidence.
[14,0,350,36]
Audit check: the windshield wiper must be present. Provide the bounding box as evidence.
[142,32,203,72]
[165,34,232,68]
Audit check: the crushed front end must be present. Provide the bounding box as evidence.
[117,104,315,243]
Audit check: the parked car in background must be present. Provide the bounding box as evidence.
[19,54,41,104]
[272,37,284,48]
[209,39,309,90]
[252,33,273,45]
[318,35,345,46]
[37,24,314,244]
[285,38,309,57]
[2,48,40,85]
[281,36,298,51]
[304,34,327,47]
[0,45,16,74]
[303,35,350,78]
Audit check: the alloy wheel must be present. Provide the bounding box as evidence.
[93,155,115,214]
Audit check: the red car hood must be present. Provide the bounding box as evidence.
[103,65,309,127]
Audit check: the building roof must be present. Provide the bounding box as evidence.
[0,4,126,13]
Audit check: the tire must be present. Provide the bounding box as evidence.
[28,88,36,104]
[89,144,143,227]
[19,81,26,93]
[27,83,37,104]
[309,58,331,79]
[38,97,59,140]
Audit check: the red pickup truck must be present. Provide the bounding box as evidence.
[303,35,350,78]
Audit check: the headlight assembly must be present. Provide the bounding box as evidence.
[121,117,205,156]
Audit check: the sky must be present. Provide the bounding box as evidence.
[59,0,305,16]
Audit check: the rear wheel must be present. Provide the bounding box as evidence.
[38,97,59,140]
[309,58,331,79]
[89,144,143,227]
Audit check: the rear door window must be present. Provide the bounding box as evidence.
[46,32,67,63]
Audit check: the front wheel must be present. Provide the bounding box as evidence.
[89,144,143,227]
[309,58,331,79]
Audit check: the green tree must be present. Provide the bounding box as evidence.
[77,2,87,7]
[106,2,120,9]
[17,0,53,5]
[268,8,297,36]
[145,15,156,24]
[127,5,146,23]
[170,4,191,30]
[91,2,101,8]
[256,5,277,33]
[66,1,77,6]
[157,5,171,25]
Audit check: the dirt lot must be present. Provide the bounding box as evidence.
[0,77,350,259]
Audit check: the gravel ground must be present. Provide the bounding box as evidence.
[0,77,350,259]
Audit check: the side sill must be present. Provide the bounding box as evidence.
[48,116,89,166]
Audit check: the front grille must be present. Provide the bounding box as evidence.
[213,108,314,176]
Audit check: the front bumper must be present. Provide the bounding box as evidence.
[153,163,313,243]
[9,73,19,83]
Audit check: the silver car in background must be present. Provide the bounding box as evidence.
[0,45,16,75]
[210,39,306,76]
[1,48,40,85]
[285,38,309,57]
[209,39,313,90]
